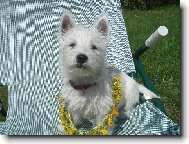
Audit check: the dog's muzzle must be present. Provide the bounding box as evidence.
[76,53,88,68]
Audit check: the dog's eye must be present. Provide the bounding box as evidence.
[69,43,76,47]
[91,45,98,50]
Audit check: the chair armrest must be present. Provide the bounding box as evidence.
[133,26,168,59]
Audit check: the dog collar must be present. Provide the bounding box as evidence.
[69,80,96,90]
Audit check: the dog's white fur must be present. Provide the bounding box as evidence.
[58,11,159,134]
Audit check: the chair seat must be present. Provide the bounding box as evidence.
[113,101,179,135]
[0,99,180,135]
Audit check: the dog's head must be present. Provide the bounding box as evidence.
[59,11,109,78]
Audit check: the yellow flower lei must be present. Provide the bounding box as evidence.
[57,75,122,135]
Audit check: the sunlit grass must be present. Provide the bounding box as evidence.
[122,5,180,124]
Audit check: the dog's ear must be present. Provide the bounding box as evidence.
[95,14,109,37]
[61,10,75,35]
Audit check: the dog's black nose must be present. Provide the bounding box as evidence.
[76,54,88,64]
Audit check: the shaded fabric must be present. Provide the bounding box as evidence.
[112,101,180,135]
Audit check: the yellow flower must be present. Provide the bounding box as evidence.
[112,90,118,95]
[66,127,74,135]
[117,85,122,90]
[108,114,113,126]
[112,107,119,116]
[113,82,118,86]
[113,100,119,105]
[101,129,109,135]
[89,131,97,135]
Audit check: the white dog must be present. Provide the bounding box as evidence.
[58,11,159,135]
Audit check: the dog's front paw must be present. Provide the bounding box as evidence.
[125,110,132,118]
[57,124,66,135]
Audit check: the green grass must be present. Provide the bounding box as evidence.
[122,5,180,124]
[0,85,8,122]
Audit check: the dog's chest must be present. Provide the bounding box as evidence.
[61,78,114,121]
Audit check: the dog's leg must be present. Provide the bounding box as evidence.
[119,72,140,118]
[70,112,84,128]
[138,84,160,99]
[119,71,160,118]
